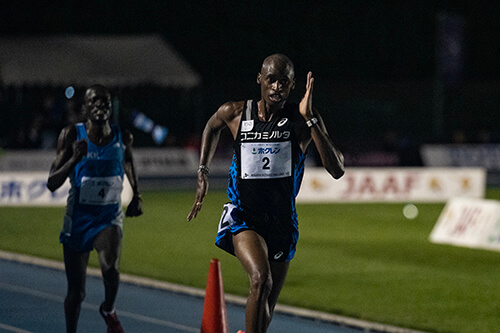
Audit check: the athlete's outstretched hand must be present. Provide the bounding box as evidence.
[187,172,209,221]
[299,71,314,120]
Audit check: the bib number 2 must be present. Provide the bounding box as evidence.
[240,141,292,179]
[262,157,271,169]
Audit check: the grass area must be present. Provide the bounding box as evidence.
[2,189,500,333]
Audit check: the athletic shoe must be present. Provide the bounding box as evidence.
[99,303,125,333]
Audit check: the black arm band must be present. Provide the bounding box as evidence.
[306,117,318,127]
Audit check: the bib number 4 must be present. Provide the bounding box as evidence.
[80,176,123,205]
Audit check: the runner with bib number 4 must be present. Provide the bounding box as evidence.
[48,85,142,333]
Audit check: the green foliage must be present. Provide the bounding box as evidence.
[2,189,500,333]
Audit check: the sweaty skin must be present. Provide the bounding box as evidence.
[187,54,344,333]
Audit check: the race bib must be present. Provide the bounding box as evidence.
[240,141,291,179]
[79,176,123,205]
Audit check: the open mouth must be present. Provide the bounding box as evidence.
[92,109,108,120]
[269,94,282,102]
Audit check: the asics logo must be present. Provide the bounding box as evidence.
[273,251,284,260]
[242,120,254,132]
[277,118,288,127]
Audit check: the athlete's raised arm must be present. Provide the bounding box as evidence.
[47,126,87,192]
[299,71,345,179]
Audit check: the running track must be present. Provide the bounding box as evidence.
[0,251,427,333]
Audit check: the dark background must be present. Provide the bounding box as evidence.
[1,1,499,165]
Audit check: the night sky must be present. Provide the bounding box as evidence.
[2,1,499,82]
[1,1,500,151]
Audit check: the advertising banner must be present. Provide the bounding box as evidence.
[0,172,132,206]
[297,167,486,203]
[430,197,500,252]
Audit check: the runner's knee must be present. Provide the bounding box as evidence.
[66,289,86,304]
[100,252,119,271]
[100,256,120,282]
[249,270,272,295]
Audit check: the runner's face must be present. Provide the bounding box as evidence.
[258,61,295,108]
[84,89,111,123]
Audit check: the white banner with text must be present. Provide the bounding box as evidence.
[430,197,500,252]
[297,167,486,203]
[0,172,133,206]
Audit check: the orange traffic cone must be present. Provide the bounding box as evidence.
[201,258,229,333]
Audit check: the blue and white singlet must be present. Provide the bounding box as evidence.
[60,122,125,252]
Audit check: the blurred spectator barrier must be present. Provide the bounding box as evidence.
[421,144,500,187]
[430,197,500,252]
[0,148,200,177]
[297,167,485,203]
[0,149,230,191]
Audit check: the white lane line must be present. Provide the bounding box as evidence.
[0,282,199,333]
[0,323,35,333]
[0,250,429,333]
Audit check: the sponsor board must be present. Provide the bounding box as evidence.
[297,167,486,203]
[0,172,133,206]
[430,197,500,252]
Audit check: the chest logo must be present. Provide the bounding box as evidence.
[87,151,99,159]
[242,120,254,132]
[277,118,288,127]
